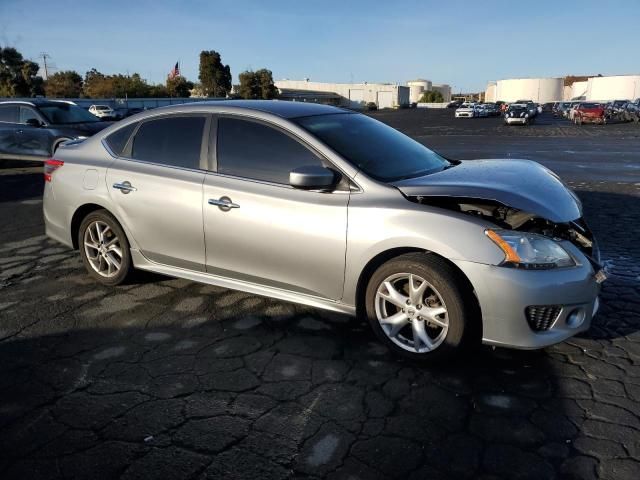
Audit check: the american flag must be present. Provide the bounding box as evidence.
[168,61,180,79]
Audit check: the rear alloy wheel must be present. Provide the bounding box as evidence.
[365,253,475,360]
[78,210,132,285]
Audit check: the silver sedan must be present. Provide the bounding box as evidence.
[43,101,604,359]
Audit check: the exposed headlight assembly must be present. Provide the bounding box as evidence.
[486,229,576,269]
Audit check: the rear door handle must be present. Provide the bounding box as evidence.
[208,196,240,211]
[112,181,137,194]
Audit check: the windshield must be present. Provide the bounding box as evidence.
[95,106,110,110]
[581,103,599,108]
[295,113,449,182]
[39,104,100,124]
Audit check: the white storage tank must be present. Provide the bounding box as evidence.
[485,82,497,102]
[586,75,640,101]
[495,77,564,103]
[407,79,432,103]
[432,84,452,102]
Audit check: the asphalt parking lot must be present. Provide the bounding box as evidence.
[0,110,639,480]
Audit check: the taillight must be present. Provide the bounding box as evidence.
[44,159,64,182]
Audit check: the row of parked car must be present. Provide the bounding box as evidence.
[553,99,640,124]
[88,104,145,120]
[455,100,541,125]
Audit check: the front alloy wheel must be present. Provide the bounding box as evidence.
[375,273,449,353]
[365,253,476,360]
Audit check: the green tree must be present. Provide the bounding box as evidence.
[166,76,194,97]
[238,69,278,100]
[418,90,444,103]
[238,70,259,99]
[255,69,278,99]
[0,46,44,97]
[198,50,231,97]
[44,70,83,98]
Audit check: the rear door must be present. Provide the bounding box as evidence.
[105,114,209,271]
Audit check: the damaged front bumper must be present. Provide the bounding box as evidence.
[452,241,603,349]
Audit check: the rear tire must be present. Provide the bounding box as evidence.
[78,209,133,286]
[364,253,477,361]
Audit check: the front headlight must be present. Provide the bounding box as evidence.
[485,229,576,269]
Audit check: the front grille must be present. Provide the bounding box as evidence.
[526,305,562,331]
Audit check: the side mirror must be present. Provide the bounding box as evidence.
[26,118,43,127]
[289,165,338,190]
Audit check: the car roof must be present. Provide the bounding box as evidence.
[0,99,75,108]
[153,100,349,119]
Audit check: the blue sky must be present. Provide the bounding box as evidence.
[1,0,639,92]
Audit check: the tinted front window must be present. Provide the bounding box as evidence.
[0,105,18,122]
[295,113,448,182]
[217,117,322,184]
[131,116,205,169]
[39,104,100,124]
[105,122,138,156]
[19,107,40,124]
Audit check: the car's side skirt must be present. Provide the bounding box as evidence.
[130,250,356,316]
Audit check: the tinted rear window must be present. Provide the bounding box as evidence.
[105,122,138,156]
[0,105,18,123]
[131,116,205,169]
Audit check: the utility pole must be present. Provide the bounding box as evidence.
[39,52,51,80]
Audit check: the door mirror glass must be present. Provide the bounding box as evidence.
[26,118,43,127]
[289,165,338,190]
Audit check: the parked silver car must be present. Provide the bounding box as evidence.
[43,101,605,359]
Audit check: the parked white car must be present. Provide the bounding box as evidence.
[89,105,115,119]
[455,103,476,118]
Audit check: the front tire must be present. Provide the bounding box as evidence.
[78,210,132,286]
[364,253,476,360]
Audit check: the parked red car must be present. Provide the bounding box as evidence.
[574,103,605,125]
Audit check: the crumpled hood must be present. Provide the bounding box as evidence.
[392,159,582,223]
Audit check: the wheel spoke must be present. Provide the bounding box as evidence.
[107,245,122,258]
[95,223,104,242]
[380,281,409,308]
[409,274,428,304]
[84,241,99,250]
[381,310,409,337]
[106,252,121,270]
[412,320,433,352]
[424,306,447,327]
[105,236,119,248]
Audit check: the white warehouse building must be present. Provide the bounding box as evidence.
[275,79,409,109]
[487,77,564,103]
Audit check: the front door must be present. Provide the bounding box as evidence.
[106,115,208,271]
[203,116,349,300]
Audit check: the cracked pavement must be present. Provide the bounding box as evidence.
[1,112,639,479]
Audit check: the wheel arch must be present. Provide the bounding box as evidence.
[70,203,122,249]
[354,248,482,339]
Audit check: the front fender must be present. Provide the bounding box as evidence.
[342,195,504,305]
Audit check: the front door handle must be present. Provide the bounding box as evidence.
[208,196,240,211]
[112,181,137,194]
